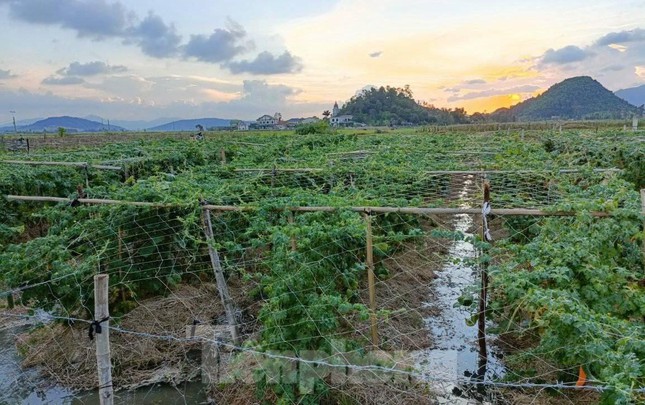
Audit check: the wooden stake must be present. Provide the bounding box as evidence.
[118,227,126,303]
[641,189,645,260]
[270,165,276,188]
[6,292,14,309]
[203,209,240,345]
[94,274,114,405]
[84,166,90,189]
[478,182,490,366]
[220,148,226,165]
[288,212,297,252]
[364,211,379,347]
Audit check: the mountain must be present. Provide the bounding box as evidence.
[84,115,182,130]
[615,84,645,107]
[490,76,637,121]
[339,85,468,125]
[4,116,126,132]
[148,118,233,131]
[0,117,44,127]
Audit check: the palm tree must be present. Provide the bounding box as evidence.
[322,110,331,120]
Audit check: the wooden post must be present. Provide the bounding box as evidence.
[363,211,379,346]
[478,182,490,368]
[94,274,114,405]
[220,148,226,165]
[202,209,240,345]
[271,165,276,188]
[288,212,297,252]
[6,292,14,309]
[84,165,90,189]
[641,190,645,260]
[117,227,126,303]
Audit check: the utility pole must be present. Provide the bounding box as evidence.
[10,110,17,134]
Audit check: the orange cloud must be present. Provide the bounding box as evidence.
[201,88,239,102]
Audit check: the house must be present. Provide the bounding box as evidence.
[301,117,320,124]
[230,120,249,131]
[285,118,303,128]
[329,102,352,127]
[256,114,277,129]
[330,115,353,127]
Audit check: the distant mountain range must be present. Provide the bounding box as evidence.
[83,115,182,131]
[615,84,645,107]
[2,76,643,131]
[148,118,234,131]
[0,116,236,133]
[491,76,638,121]
[1,116,126,133]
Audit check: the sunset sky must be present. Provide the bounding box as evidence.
[0,0,644,123]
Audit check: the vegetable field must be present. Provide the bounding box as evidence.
[0,128,643,404]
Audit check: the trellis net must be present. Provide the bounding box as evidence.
[0,129,643,404]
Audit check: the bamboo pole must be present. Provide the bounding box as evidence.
[363,211,379,347]
[423,168,621,175]
[0,160,122,170]
[84,166,90,189]
[6,195,176,208]
[202,209,240,345]
[4,195,615,217]
[327,150,373,156]
[270,166,276,188]
[288,212,297,252]
[234,168,323,173]
[118,227,126,303]
[641,189,645,260]
[93,274,114,405]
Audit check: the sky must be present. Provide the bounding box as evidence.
[0,0,644,123]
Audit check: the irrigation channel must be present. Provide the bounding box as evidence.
[416,175,505,403]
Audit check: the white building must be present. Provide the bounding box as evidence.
[330,115,353,127]
[329,101,352,127]
[256,114,277,129]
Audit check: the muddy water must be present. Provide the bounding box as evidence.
[0,325,208,404]
[416,175,505,402]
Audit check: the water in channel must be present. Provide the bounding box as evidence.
[416,175,505,403]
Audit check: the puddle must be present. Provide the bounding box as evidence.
[0,323,208,404]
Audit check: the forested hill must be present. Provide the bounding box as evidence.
[338,86,468,125]
[490,76,637,121]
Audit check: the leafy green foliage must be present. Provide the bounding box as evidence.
[491,178,644,403]
[295,120,332,135]
[339,85,468,125]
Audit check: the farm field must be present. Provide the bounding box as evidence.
[0,128,643,404]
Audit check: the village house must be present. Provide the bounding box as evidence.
[285,118,303,128]
[329,101,353,127]
[256,114,277,129]
[230,120,249,131]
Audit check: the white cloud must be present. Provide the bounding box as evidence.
[57,61,127,76]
